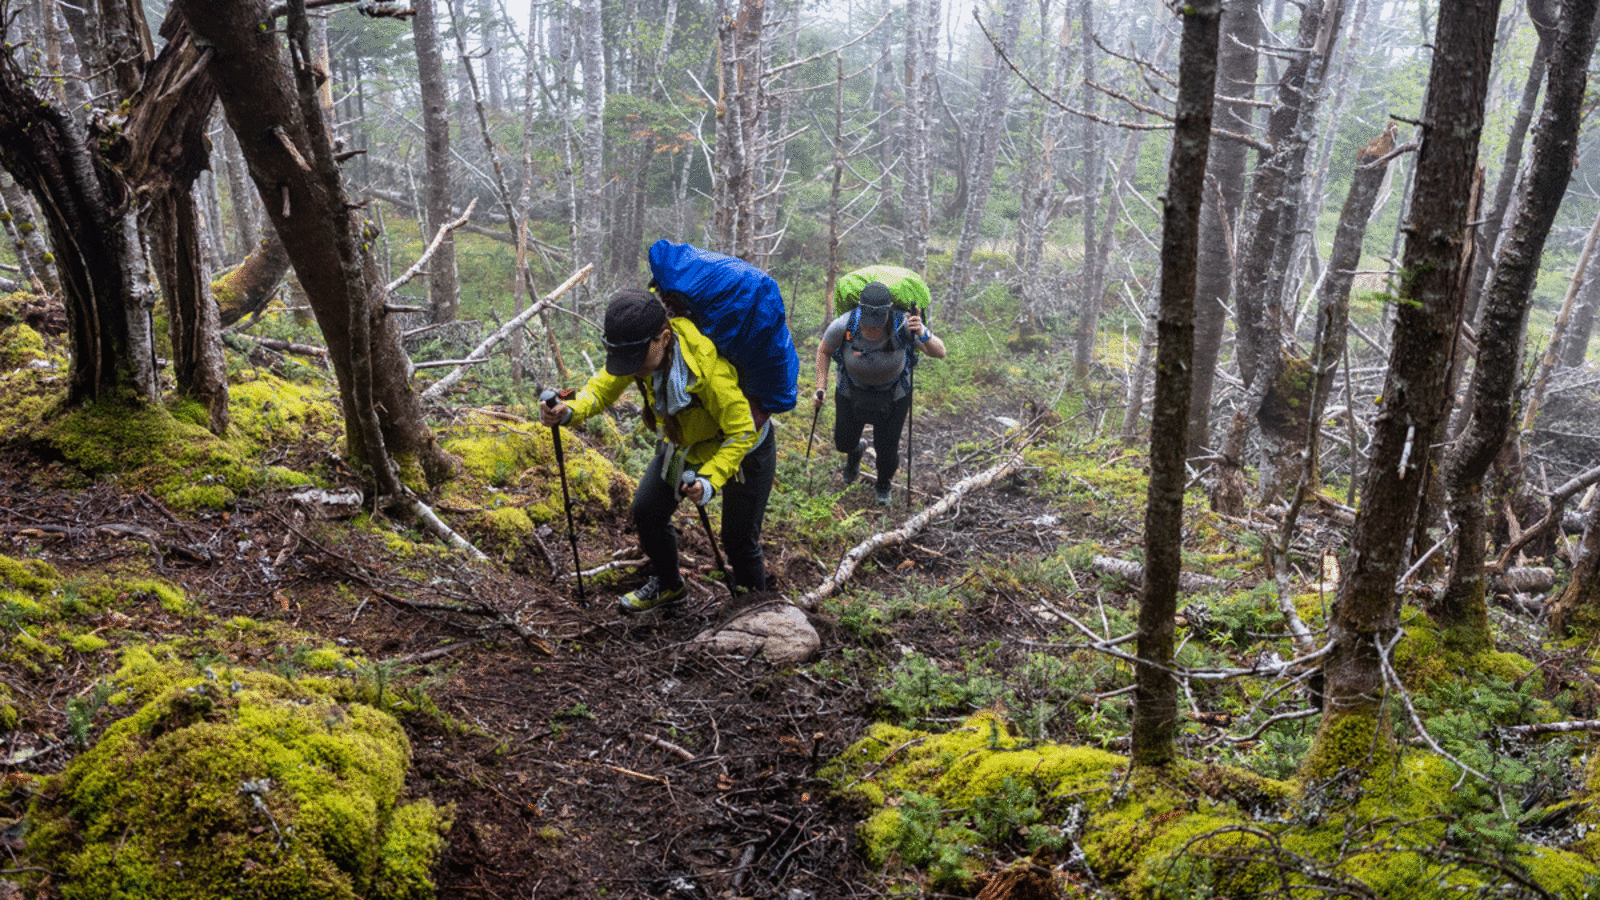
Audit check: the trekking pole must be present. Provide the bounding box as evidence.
[906,304,927,511]
[905,368,914,511]
[681,469,736,598]
[804,390,822,488]
[542,390,586,605]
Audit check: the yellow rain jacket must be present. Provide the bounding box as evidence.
[565,318,757,490]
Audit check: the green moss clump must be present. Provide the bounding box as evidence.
[0,555,62,594]
[65,632,109,654]
[26,669,453,900]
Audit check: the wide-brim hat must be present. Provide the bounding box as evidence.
[604,289,668,376]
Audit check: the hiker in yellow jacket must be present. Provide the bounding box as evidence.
[542,289,775,613]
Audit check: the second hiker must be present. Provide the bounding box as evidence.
[813,279,946,505]
[542,288,775,613]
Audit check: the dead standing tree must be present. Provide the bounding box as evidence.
[947,0,1024,312]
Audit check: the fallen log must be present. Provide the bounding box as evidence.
[796,453,1024,610]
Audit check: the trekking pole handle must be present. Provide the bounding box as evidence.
[541,389,558,408]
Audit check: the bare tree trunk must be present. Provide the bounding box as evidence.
[578,0,606,272]
[414,0,462,324]
[218,123,261,260]
[0,2,158,408]
[1186,0,1260,457]
[479,0,503,110]
[1440,0,1597,651]
[1133,0,1220,772]
[711,0,768,259]
[1306,0,1499,781]
[900,0,937,272]
[1233,0,1345,392]
[184,0,454,491]
[1460,0,1558,356]
[946,0,1022,310]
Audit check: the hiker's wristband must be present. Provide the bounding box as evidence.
[917,331,932,344]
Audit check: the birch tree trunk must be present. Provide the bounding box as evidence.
[1305,0,1499,780]
[0,171,58,295]
[899,0,937,272]
[1440,0,1597,651]
[578,0,606,272]
[1133,0,1220,771]
[711,0,768,260]
[946,0,1023,311]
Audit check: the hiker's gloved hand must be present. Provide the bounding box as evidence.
[813,388,826,408]
[540,402,572,427]
[681,476,714,506]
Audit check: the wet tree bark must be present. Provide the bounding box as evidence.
[1133,0,1219,771]
[182,0,453,491]
[1305,0,1499,780]
[0,3,158,407]
[1440,0,1598,651]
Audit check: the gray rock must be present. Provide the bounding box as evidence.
[691,601,820,664]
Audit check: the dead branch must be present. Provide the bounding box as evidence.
[1089,555,1229,592]
[797,453,1024,609]
[419,263,594,401]
[385,197,478,294]
[1502,719,1600,737]
[1493,462,1600,570]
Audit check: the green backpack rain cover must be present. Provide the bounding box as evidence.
[834,265,931,318]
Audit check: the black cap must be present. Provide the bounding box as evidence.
[857,282,893,328]
[603,289,669,376]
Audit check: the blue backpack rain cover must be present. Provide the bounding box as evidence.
[647,239,800,414]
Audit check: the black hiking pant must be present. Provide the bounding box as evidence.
[633,429,775,594]
[833,386,912,488]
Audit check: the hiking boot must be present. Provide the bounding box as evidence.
[875,485,893,506]
[618,576,687,614]
[842,439,868,483]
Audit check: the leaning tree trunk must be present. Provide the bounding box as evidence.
[1303,0,1499,782]
[182,0,454,491]
[1132,0,1219,772]
[213,233,293,328]
[1440,0,1598,652]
